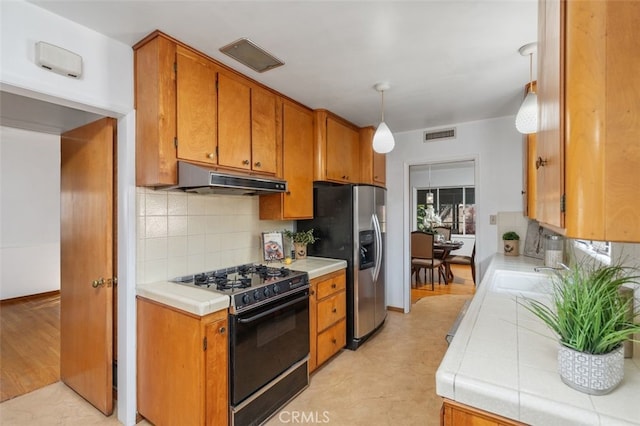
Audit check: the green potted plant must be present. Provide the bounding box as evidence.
[502,231,520,256]
[282,229,317,259]
[522,261,640,395]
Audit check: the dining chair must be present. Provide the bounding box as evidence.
[433,226,452,241]
[445,242,476,284]
[411,231,445,290]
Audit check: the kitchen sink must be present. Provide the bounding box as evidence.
[489,270,553,297]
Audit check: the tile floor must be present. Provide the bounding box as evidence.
[0,294,470,426]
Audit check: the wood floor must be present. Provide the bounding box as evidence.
[0,292,60,402]
[412,263,476,303]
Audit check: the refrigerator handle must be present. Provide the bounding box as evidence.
[372,213,382,282]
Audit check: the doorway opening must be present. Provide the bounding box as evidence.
[408,160,476,304]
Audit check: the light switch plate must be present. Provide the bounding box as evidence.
[489,215,497,225]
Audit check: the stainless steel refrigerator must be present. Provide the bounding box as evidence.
[297,183,386,350]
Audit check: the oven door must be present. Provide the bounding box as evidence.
[229,288,310,405]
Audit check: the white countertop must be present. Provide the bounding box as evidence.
[436,254,640,425]
[287,256,347,280]
[136,257,347,316]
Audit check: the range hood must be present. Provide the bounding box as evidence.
[174,161,287,195]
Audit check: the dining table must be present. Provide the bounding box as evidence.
[434,240,464,283]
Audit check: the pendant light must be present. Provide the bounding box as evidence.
[373,82,395,153]
[515,42,538,134]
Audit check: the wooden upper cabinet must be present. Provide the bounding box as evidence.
[522,82,537,220]
[217,71,252,171]
[176,45,218,165]
[537,0,640,242]
[313,110,359,184]
[251,85,278,175]
[359,126,386,187]
[134,31,281,186]
[260,100,314,220]
[134,33,177,186]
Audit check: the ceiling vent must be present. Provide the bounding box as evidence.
[423,128,456,142]
[219,38,284,73]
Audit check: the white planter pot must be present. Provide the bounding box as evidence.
[503,240,519,256]
[558,344,624,395]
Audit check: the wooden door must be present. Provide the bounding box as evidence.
[218,71,252,171]
[60,117,115,415]
[176,45,218,165]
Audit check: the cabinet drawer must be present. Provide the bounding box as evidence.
[316,272,346,299]
[317,320,346,366]
[317,290,346,332]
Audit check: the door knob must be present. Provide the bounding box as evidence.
[92,278,105,288]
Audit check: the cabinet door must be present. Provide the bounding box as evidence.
[251,85,278,175]
[205,317,228,426]
[326,117,359,182]
[359,126,386,187]
[536,0,564,229]
[218,72,252,171]
[176,46,218,165]
[259,101,314,220]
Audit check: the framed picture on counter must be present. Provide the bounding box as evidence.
[262,232,284,261]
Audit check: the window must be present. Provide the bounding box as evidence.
[417,186,475,235]
[574,239,611,260]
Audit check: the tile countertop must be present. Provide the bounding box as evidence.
[136,257,347,316]
[436,254,640,426]
[287,256,347,280]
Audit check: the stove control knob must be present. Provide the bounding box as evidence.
[263,287,271,297]
[272,283,280,294]
[242,294,251,305]
[253,290,262,301]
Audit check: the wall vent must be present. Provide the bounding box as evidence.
[423,128,456,142]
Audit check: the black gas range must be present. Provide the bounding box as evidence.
[174,263,310,425]
[172,263,309,314]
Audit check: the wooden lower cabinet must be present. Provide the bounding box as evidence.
[137,297,228,426]
[441,399,525,426]
[309,269,347,373]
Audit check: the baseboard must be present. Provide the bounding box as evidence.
[387,305,403,313]
[1,290,60,305]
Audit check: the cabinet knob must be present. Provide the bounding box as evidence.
[219,326,226,334]
[535,157,547,169]
[254,161,261,167]
[207,153,215,160]
[332,307,337,313]
[332,338,337,344]
[286,191,291,195]
[331,283,337,288]
[242,159,250,165]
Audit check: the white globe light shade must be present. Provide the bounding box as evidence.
[373,121,395,154]
[515,91,538,134]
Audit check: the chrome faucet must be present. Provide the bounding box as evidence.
[534,263,570,278]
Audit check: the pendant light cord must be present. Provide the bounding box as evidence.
[380,90,385,122]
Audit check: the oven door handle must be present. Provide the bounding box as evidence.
[237,293,309,324]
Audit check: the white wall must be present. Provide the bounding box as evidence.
[386,116,525,311]
[1,2,136,424]
[0,126,60,299]
[136,188,293,284]
[0,0,132,116]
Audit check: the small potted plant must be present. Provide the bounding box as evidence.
[282,229,317,259]
[502,231,520,256]
[521,261,640,395]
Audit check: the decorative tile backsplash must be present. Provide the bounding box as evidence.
[136,187,292,284]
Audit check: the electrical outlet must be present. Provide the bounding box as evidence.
[489,215,497,225]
